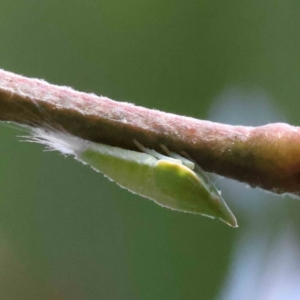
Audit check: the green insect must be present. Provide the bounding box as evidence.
[30,129,237,227]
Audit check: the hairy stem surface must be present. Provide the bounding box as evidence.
[1,69,300,196]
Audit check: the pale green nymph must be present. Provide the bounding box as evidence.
[29,129,237,227]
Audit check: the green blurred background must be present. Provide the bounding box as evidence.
[1,1,300,299]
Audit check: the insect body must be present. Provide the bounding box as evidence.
[30,129,237,227]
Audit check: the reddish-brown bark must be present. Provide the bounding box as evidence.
[1,69,300,196]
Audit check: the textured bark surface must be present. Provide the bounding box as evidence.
[1,69,300,196]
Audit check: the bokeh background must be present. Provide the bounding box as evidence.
[1,1,300,299]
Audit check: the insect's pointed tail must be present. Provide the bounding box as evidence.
[219,204,238,228]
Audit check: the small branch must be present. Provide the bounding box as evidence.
[0,69,300,196]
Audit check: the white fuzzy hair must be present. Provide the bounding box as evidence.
[26,128,89,155]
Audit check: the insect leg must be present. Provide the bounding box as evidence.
[133,140,182,164]
[160,145,195,170]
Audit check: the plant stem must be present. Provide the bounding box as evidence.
[1,69,300,196]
